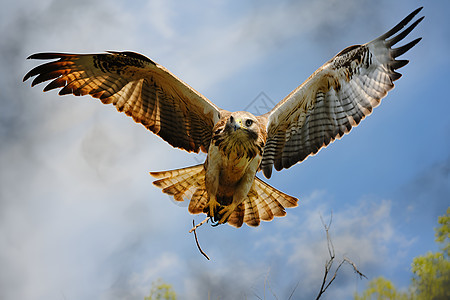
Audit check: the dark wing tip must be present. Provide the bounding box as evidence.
[23,65,47,83]
[26,52,69,60]
[377,7,424,41]
[390,72,402,81]
[262,166,272,179]
[24,53,69,82]
[386,16,424,47]
[414,6,424,15]
[106,51,156,65]
[411,6,424,17]
[23,71,32,82]
[391,37,422,58]
[389,59,409,70]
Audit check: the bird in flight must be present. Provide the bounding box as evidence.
[24,8,423,228]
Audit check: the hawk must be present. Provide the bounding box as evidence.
[24,8,423,227]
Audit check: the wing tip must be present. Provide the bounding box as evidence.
[106,50,156,65]
[24,53,68,82]
[26,52,66,60]
[389,59,409,70]
[22,72,32,83]
[391,37,422,58]
[376,7,424,42]
[262,167,272,179]
[385,16,424,48]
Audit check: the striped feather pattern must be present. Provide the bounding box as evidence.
[151,165,298,228]
[261,7,423,178]
[227,176,298,227]
[150,164,205,203]
[23,51,223,153]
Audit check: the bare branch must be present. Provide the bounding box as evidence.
[191,219,210,260]
[320,211,334,260]
[288,281,301,300]
[189,216,210,233]
[315,263,331,300]
[315,212,366,300]
[261,268,279,300]
[343,257,367,279]
[266,278,279,300]
[323,260,345,292]
[252,289,264,300]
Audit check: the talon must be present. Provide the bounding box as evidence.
[218,205,236,224]
[210,219,221,227]
[219,213,231,224]
[207,198,220,218]
[206,198,238,225]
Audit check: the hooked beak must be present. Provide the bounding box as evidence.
[232,118,243,131]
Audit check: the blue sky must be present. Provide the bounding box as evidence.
[1,0,449,299]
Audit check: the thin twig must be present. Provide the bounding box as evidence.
[315,263,330,300]
[266,277,278,300]
[189,216,210,233]
[192,220,210,260]
[315,212,366,300]
[343,257,367,279]
[252,289,263,300]
[287,280,301,300]
[320,212,334,259]
[323,260,345,292]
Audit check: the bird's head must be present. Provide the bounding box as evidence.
[225,111,259,140]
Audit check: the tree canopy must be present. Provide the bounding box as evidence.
[355,207,450,300]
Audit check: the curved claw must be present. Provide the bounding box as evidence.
[218,204,237,224]
[210,219,222,227]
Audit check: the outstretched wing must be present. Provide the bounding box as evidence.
[24,51,223,153]
[260,7,424,178]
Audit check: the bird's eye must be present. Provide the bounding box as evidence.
[245,119,253,127]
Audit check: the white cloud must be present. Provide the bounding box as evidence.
[143,0,176,39]
[182,260,270,300]
[112,252,182,299]
[247,192,413,299]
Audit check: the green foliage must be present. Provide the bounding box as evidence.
[411,207,450,300]
[435,207,449,257]
[355,207,450,300]
[145,279,177,300]
[411,252,450,299]
[354,277,409,300]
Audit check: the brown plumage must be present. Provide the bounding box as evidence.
[23,8,423,227]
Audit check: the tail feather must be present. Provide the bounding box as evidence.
[254,177,298,209]
[227,203,245,228]
[243,197,260,226]
[151,165,298,228]
[249,189,274,222]
[226,177,299,228]
[150,164,206,205]
[241,176,299,227]
[188,188,208,214]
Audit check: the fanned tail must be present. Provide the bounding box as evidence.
[227,176,298,228]
[151,166,298,228]
[150,164,209,214]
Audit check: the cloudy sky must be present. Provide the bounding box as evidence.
[1,0,449,299]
